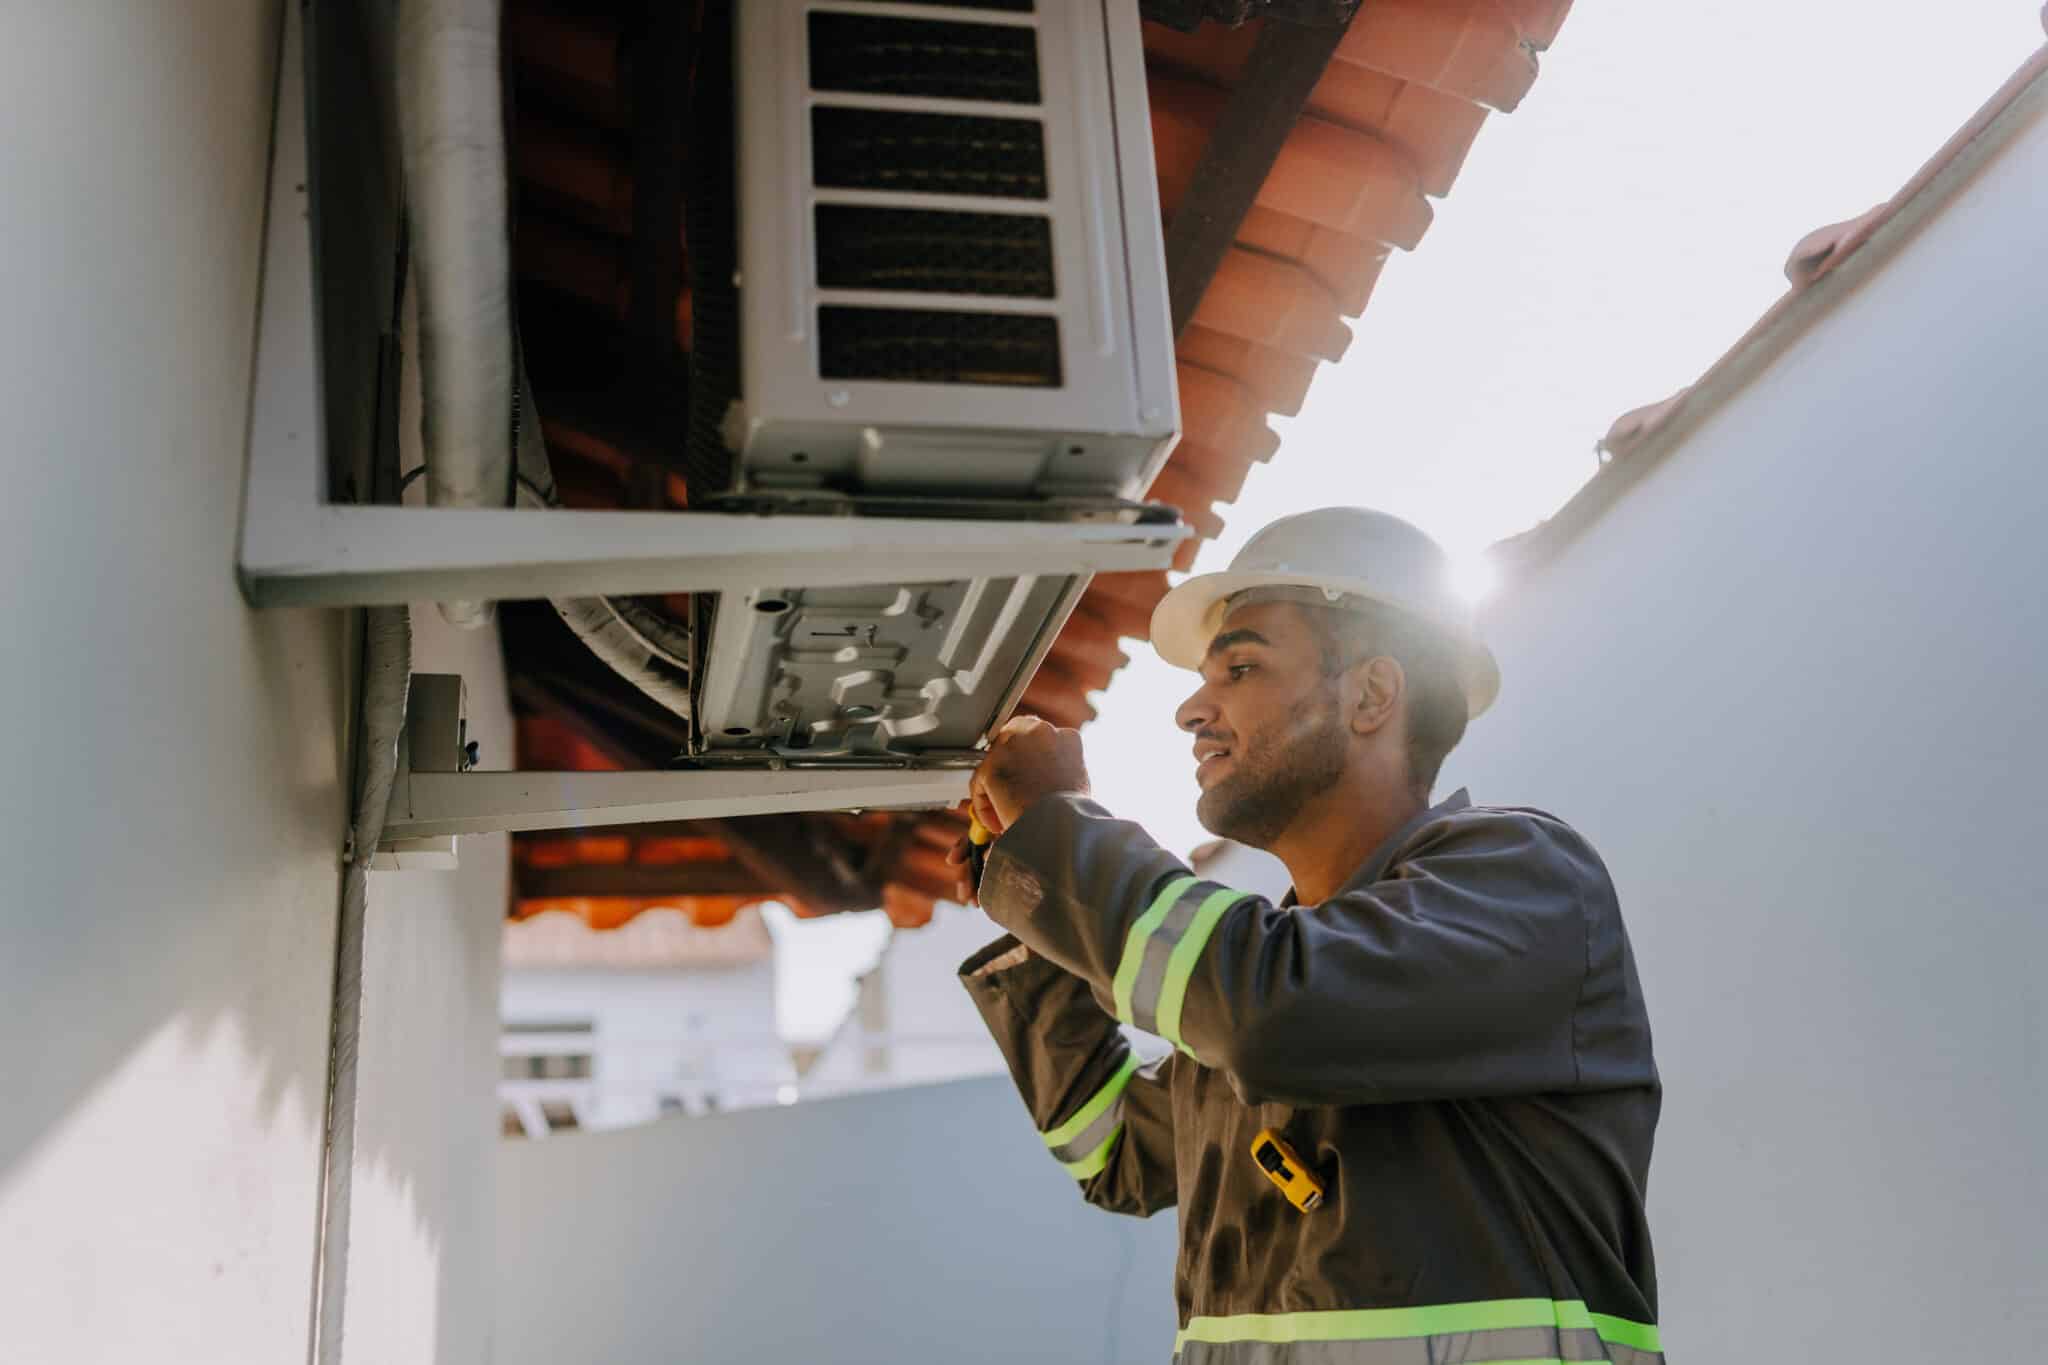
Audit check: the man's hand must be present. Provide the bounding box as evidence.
[974,715,1091,832]
[945,716,1091,902]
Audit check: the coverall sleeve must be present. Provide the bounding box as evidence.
[960,934,1178,1217]
[977,794,1597,1108]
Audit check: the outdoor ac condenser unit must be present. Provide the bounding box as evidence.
[691,0,1182,758]
[729,0,1178,498]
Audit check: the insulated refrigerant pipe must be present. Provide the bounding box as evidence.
[396,0,514,629]
[394,0,694,720]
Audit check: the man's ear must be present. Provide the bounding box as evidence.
[1348,656,1404,737]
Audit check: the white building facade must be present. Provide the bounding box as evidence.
[1444,61,2048,1361]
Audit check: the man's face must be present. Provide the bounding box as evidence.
[1173,602,1350,847]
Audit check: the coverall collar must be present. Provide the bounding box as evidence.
[1280,787,1472,908]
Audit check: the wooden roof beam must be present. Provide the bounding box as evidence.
[1165,17,1355,336]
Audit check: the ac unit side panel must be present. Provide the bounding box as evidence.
[1101,0,1182,464]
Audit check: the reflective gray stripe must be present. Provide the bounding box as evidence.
[1177,1326,1662,1364]
[1045,1095,1123,1167]
[1129,880,1214,1034]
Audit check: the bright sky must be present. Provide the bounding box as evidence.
[763,901,893,1043]
[774,3,2042,1036]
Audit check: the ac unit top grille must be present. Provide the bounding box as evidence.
[838,0,1035,10]
[810,106,1048,200]
[819,306,1061,388]
[808,12,1042,104]
[815,204,1054,298]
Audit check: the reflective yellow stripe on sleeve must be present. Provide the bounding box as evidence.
[1112,876,1196,1026]
[1112,876,1249,1055]
[1041,1050,1140,1180]
[1153,888,1244,1054]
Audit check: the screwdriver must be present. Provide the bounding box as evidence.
[966,813,994,895]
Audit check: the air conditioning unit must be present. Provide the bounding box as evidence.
[691,0,1182,756]
[240,1,1190,836]
[729,1,1178,499]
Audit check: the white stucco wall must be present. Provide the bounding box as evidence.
[0,4,345,1361]
[497,1075,1181,1365]
[1,8,520,1361]
[1445,102,2048,1357]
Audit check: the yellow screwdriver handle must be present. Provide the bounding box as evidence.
[965,814,993,894]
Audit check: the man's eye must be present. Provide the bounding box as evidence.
[1228,663,1255,680]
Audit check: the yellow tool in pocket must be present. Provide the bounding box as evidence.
[1251,1129,1325,1212]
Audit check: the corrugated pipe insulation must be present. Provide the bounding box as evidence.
[396,0,514,630]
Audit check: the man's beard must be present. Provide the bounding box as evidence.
[1195,689,1349,847]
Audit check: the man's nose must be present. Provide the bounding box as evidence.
[1175,683,1216,735]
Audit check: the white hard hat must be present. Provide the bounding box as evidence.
[1150,507,1500,718]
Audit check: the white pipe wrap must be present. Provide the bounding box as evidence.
[398,0,512,628]
[397,0,693,713]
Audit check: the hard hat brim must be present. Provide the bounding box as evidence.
[1151,569,1501,720]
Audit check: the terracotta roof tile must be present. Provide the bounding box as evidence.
[1067,591,1155,643]
[513,895,761,931]
[1497,0,1576,49]
[514,112,635,235]
[881,884,938,929]
[1337,0,1537,113]
[504,906,775,969]
[1267,120,1432,246]
[1171,436,1260,507]
[1141,19,1262,86]
[1087,570,1176,618]
[1192,250,1352,358]
[518,834,632,868]
[1152,76,1432,250]
[517,215,633,321]
[1175,325,1324,414]
[1043,622,1131,677]
[1178,362,1286,459]
[516,713,625,772]
[635,835,732,865]
[1299,229,1392,315]
[1148,462,1230,540]
[1310,64,1489,196]
[506,5,628,130]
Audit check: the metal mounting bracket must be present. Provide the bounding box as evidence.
[381,767,971,843]
[381,673,971,847]
[238,4,1188,610]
